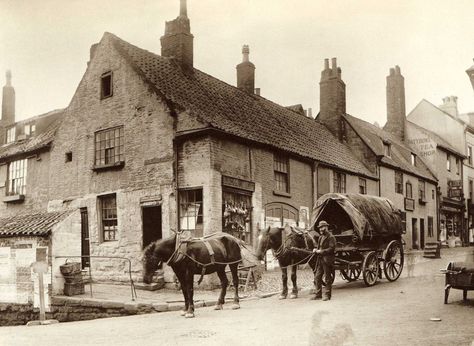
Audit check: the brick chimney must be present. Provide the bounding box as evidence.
[384,66,406,141]
[466,59,474,91]
[236,45,256,94]
[1,70,15,126]
[161,0,194,70]
[319,58,346,139]
[439,96,458,117]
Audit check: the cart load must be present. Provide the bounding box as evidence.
[310,193,405,286]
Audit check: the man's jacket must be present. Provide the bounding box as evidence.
[317,232,336,265]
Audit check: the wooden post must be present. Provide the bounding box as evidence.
[27,261,58,326]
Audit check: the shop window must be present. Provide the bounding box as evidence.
[99,194,118,241]
[223,189,252,244]
[333,171,346,193]
[406,182,413,199]
[274,153,289,194]
[94,126,124,169]
[100,71,113,99]
[7,159,27,196]
[395,171,403,194]
[359,178,367,194]
[179,189,203,237]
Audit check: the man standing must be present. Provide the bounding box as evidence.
[312,220,336,301]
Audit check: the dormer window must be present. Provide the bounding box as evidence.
[6,127,15,144]
[24,123,36,136]
[383,142,391,157]
[100,71,113,99]
[411,153,416,166]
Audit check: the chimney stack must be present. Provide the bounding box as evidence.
[466,59,474,91]
[384,65,406,141]
[161,0,194,70]
[1,70,15,126]
[319,58,346,140]
[236,45,256,94]
[439,96,458,117]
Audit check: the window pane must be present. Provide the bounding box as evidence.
[94,127,124,166]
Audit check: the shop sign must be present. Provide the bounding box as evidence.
[404,198,415,211]
[222,175,255,192]
[448,180,463,188]
[448,189,462,198]
[441,205,461,213]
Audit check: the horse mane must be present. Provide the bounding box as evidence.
[142,241,157,263]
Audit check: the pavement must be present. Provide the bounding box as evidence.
[1,246,474,346]
[63,246,474,307]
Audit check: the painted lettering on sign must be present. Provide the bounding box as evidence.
[408,137,436,159]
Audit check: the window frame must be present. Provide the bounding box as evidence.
[384,143,391,157]
[93,126,125,170]
[6,126,15,144]
[98,193,118,242]
[100,71,113,99]
[359,177,367,194]
[406,181,413,199]
[333,171,347,193]
[447,153,451,171]
[418,179,426,202]
[6,159,27,196]
[178,188,204,236]
[395,171,403,194]
[469,146,473,166]
[273,153,290,195]
[411,153,416,166]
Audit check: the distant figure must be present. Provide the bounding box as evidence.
[312,220,336,301]
[406,252,416,278]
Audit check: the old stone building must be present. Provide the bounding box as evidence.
[1,1,373,286]
[318,63,439,250]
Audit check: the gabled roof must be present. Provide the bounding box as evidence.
[407,120,465,158]
[0,109,64,162]
[0,210,72,237]
[106,33,376,179]
[344,114,437,182]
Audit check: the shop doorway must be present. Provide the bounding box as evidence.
[420,219,425,249]
[142,206,162,249]
[412,218,418,250]
[80,208,90,269]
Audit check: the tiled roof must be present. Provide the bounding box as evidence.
[0,109,64,161]
[407,120,465,157]
[107,33,376,179]
[344,114,437,182]
[0,210,72,237]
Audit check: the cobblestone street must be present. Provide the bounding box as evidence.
[1,248,473,346]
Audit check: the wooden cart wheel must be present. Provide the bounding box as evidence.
[362,251,379,286]
[383,240,404,282]
[340,267,362,282]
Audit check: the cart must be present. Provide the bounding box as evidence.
[311,193,404,287]
[442,262,474,304]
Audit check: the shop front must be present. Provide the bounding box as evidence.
[440,198,464,247]
[221,176,254,244]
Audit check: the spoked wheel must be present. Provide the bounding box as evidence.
[362,251,379,287]
[340,267,362,282]
[383,240,404,281]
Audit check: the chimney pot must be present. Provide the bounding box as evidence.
[324,59,329,70]
[2,69,15,126]
[180,0,188,17]
[237,45,256,94]
[331,58,337,70]
[242,45,250,63]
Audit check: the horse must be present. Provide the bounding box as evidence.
[256,225,318,299]
[142,232,243,318]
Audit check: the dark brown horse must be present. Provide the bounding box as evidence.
[256,226,318,299]
[143,232,242,318]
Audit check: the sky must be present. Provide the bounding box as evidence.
[1,0,474,124]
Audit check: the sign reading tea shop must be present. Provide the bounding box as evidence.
[407,137,437,160]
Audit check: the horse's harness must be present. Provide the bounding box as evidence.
[270,226,319,268]
[167,231,242,284]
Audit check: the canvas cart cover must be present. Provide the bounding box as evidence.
[310,193,402,239]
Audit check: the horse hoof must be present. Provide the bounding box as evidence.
[214,304,223,310]
[231,303,240,310]
[180,310,186,316]
[185,312,195,318]
[278,294,287,300]
[289,293,298,299]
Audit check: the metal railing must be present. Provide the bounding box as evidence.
[55,255,137,301]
